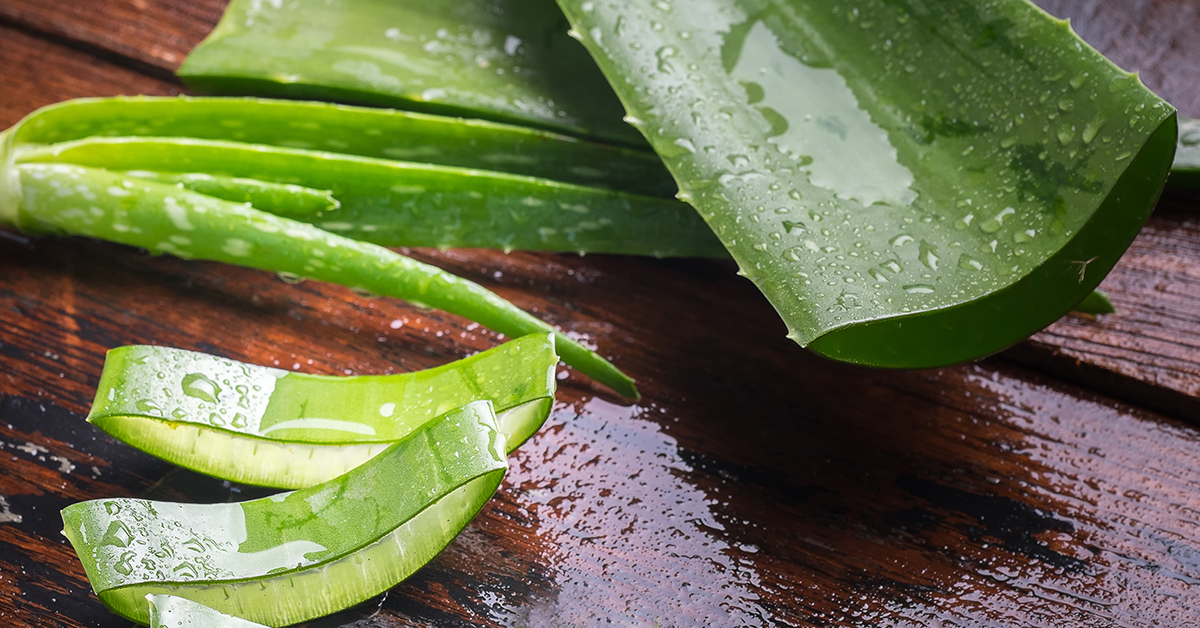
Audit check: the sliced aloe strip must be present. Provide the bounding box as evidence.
[19,136,721,258]
[4,162,636,397]
[124,171,340,214]
[179,0,641,147]
[1169,117,1200,188]
[63,401,507,626]
[12,96,674,197]
[88,334,556,489]
[556,0,1175,368]
[148,595,267,628]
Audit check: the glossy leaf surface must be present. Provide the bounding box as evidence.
[89,335,557,488]
[1170,117,1200,188]
[15,97,674,196]
[123,171,340,214]
[148,595,267,628]
[21,136,721,258]
[556,0,1176,367]
[180,0,641,147]
[8,163,636,397]
[62,401,507,626]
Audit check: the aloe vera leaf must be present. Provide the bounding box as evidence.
[7,163,637,398]
[555,0,1176,368]
[20,136,721,258]
[88,334,557,489]
[1072,289,1115,315]
[123,171,340,214]
[13,96,674,197]
[1169,117,1200,188]
[62,401,507,626]
[148,595,267,628]
[179,0,642,148]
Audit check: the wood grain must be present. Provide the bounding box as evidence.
[1007,195,1200,420]
[1035,0,1200,117]
[0,0,223,73]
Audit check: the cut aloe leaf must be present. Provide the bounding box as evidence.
[123,171,340,214]
[556,0,1176,368]
[6,162,636,397]
[148,595,267,628]
[13,96,674,197]
[180,0,641,147]
[1170,117,1200,188]
[88,334,557,488]
[63,401,506,626]
[1072,289,1115,315]
[20,136,721,258]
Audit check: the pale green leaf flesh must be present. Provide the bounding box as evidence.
[1169,117,1200,188]
[20,136,722,258]
[88,334,557,488]
[62,401,507,627]
[14,97,674,197]
[8,163,636,397]
[148,595,267,628]
[556,0,1176,367]
[122,171,340,214]
[179,0,643,147]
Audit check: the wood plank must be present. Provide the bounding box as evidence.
[6,232,1200,626]
[0,24,177,127]
[1035,0,1200,117]
[1006,195,1200,419]
[0,0,224,73]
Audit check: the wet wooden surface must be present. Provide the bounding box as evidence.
[2,1,1200,626]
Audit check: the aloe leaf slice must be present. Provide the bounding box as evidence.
[179,0,641,147]
[63,401,507,626]
[19,136,721,258]
[13,96,674,197]
[6,163,636,397]
[555,0,1176,368]
[148,595,267,628]
[88,334,556,489]
[123,171,340,214]
[1170,117,1200,188]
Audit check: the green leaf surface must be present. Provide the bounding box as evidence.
[180,0,641,147]
[89,334,557,488]
[15,97,674,197]
[1071,288,1115,315]
[148,595,267,628]
[63,401,506,626]
[123,171,340,214]
[10,162,636,397]
[1169,117,1200,188]
[556,0,1175,368]
[21,136,721,258]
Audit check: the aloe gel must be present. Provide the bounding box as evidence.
[63,402,507,626]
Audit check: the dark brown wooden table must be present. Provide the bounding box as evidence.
[2,1,1200,626]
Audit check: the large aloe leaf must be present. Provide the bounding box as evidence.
[556,0,1176,367]
[180,0,641,147]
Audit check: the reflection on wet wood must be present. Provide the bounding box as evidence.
[1,0,1200,626]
